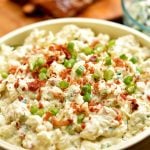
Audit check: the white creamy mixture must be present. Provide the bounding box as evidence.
[0,25,150,150]
[128,0,150,27]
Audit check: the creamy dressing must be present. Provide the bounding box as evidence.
[0,25,149,150]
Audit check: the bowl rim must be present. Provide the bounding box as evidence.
[121,0,150,31]
[0,18,150,150]
[0,18,150,44]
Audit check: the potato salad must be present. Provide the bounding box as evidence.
[0,25,150,150]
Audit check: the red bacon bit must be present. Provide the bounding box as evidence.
[66,76,71,82]
[120,93,128,100]
[9,66,18,74]
[37,89,42,101]
[115,115,122,122]
[88,100,96,106]
[31,71,39,79]
[14,80,19,89]
[18,95,23,101]
[16,122,21,129]
[114,58,125,67]
[71,102,89,115]
[17,68,23,73]
[62,47,71,59]
[114,79,121,85]
[81,123,86,129]
[49,44,57,51]
[147,95,150,101]
[51,117,73,127]
[89,55,97,62]
[89,106,98,112]
[89,67,95,74]
[88,101,101,113]
[22,87,26,91]
[46,56,58,66]
[130,99,139,112]
[90,40,99,48]
[27,80,46,92]
[84,63,89,70]
[52,92,64,102]
[43,112,52,121]
[38,102,44,109]
[49,44,71,59]
[93,83,99,94]
[59,69,71,79]
[83,77,89,85]
[114,109,122,123]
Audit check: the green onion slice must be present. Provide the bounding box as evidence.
[120,54,128,60]
[76,65,85,76]
[82,47,93,55]
[83,93,91,102]
[130,57,138,64]
[77,114,85,124]
[59,81,69,89]
[103,70,114,81]
[123,76,133,85]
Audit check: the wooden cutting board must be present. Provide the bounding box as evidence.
[0,0,122,36]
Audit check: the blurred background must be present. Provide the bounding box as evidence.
[0,0,123,36]
[0,0,149,36]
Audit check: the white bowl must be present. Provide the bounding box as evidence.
[0,18,150,150]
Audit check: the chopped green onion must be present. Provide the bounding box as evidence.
[36,109,45,117]
[67,42,74,53]
[123,76,133,85]
[76,65,85,76]
[71,51,77,59]
[1,72,8,78]
[126,84,136,94]
[108,40,115,48]
[92,72,100,81]
[82,47,93,55]
[50,108,59,116]
[82,84,91,94]
[30,57,45,71]
[29,61,36,71]
[39,72,47,80]
[83,93,91,102]
[66,125,75,135]
[130,57,138,64]
[59,81,69,89]
[77,114,85,124]
[94,44,105,54]
[120,54,128,60]
[30,105,38,115]
[64,58,76,68]
[40,67,47,73]
[36,57,45,67]
[136,67,142,73]
[105,56,111,65]
[103,70,114,81]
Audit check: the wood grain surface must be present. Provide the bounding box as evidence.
[0,0,149,150]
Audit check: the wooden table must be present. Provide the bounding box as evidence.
[0,0,149,149]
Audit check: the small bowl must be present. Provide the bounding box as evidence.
[0,18,150,150]
[121,0,150,35]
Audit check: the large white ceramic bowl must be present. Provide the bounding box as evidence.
[0,18,150,150]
